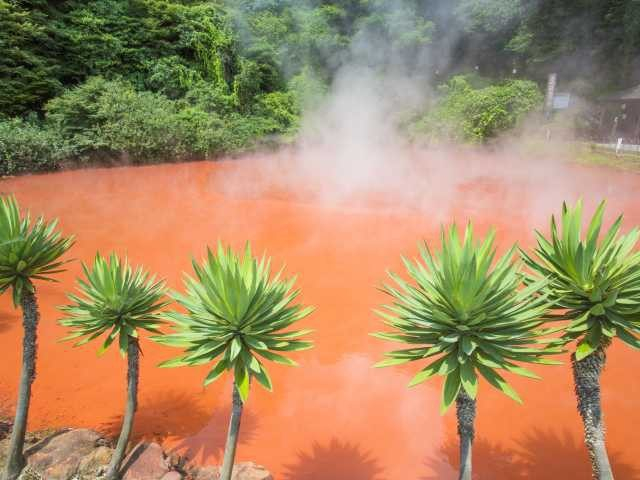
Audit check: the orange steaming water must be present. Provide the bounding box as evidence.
[0,149,638,479]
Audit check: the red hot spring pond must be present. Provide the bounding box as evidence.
[0,147,639,479]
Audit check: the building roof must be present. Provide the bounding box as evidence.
[602,84,640,102]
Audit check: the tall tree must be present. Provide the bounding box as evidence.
[154,243,313,480]
[523,200,640,480]
[59,253,168,480]
[374,224,559,480]
[0,196,74,480]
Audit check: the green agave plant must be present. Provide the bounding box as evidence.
[0,196,74,480]
[59,252,169,355]
[522,200,640,357]
[374,224,559,480]
[522,200,640,480]
[0,196,74,306]
[59,252,169,480]
[154,243,313,480]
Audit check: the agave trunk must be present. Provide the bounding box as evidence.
[220,383,244,480]
[572,348,614,480]
[456,390,476,480]
[3,289,39,480]
[105,338,140,480]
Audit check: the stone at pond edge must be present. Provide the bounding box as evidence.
[196,462,273,480]
[24,428,103,479]
[121,442,170,480]
[78,445,113,477]
[161,472,183,480]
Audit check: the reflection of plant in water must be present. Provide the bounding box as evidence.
[282,439,384,480]
[424,436,526,480]
[98,390,212,443]
[169,404,259,464]
[516,429,640,480]
[423,428,640,480]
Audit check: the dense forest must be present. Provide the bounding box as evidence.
[1,0,639,174]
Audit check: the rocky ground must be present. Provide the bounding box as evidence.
[0,422,272,480]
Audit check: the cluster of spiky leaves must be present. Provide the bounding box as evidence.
[374,224,560,413]
[0,196,74,306]
[522,200,640,360]
[59,253,169,355]
[154,243,314,402]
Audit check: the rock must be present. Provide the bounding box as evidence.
[194,467,218,480]
[25,429,103,479]
[0,420,11,441]
[196,463,272,480]
[77,445,113,477]
[121,442,170,480]
[161,472,183,480]
[167,451,187,470]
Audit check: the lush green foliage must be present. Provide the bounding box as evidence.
[410,76,542,143]
[0,118,68,175]
[59,252,169,355]
[154,243,314,402]
[374,224,560,413]
[0,196,74,306]
[523,200,640,359]
[2,0,639,172]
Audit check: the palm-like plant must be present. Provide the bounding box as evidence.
[154,244,313,480]
[373,224,559,480]
[522,200,640,480]
[59,253,168,480]
[0,196,74,480]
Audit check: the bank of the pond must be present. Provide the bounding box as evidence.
[0,425,271,479]
[0,149,639,479]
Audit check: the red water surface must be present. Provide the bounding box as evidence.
[0,148,639,479]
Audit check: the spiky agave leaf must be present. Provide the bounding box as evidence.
[59,252,169,356]
[153,242,314,402]
[522,200,640,360]
[0,196,74,306]
[373,223,560,413]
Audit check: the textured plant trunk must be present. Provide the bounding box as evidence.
[105,338,140,480]
[3,289,39,480]
[572,348,614,480]
[456,390,476,480]
[220,382,244,480]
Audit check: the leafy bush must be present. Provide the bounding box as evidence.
[0,118,67,176]
[144,56,203,98]
[410,75,543,143]
[41,76,299,164]
[182,81,237,116]
[288,66,328,112]
[253,92,299,133]
[0,1,62,116]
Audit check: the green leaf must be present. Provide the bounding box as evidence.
[252,363,273,391]
[235,366,250,402]
[374,357,413,368]
[204,360,228,386]
[477,364,522,403]
[441,369,461,414]
[408,356,447,387]
[460,361,478,398]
